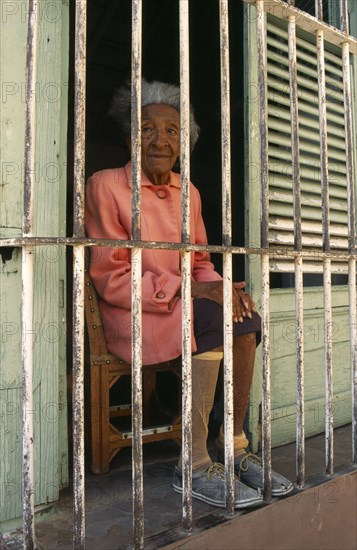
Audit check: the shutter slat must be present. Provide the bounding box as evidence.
[267,16,349,268]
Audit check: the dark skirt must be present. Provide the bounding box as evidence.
[193,298,261,354]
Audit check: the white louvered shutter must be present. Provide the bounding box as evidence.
[267,15,350,273]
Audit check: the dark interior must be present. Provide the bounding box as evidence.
[68,0,246,279]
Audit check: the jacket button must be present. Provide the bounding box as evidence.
[156,291,165,299]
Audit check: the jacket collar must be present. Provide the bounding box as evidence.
[124,161,181,189]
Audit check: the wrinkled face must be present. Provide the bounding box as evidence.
[140,104,180,184]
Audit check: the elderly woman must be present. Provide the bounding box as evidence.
[85,79,293,509]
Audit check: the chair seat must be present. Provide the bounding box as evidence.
[84,270,182,474]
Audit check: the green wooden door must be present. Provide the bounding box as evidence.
[0,1,69,529]
[244,2,356,449]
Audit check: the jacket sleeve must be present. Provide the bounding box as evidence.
[85,173,181,313]
[191,187,222,282]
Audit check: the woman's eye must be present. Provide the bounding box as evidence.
[167,128,178,136]
[142,127,153,135]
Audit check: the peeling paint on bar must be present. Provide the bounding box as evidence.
[315,0,323,21]
[179,0,193,531]
[72,0,87,547]
[288,14,305,488]
[2,237,357,263]
[316,30,330,254]
[349,258,357,464]
[256,0,272,501]
[72,246,85,550]
[340,0,349,35]
[22,1,38,548]
[324,258,333,475]
[220,0,235,515]
[340,4,357,464]
[295,256,305,487]
[316,25,334,476]
[131,2,144,548]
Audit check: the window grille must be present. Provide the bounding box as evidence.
[0,0,355,548]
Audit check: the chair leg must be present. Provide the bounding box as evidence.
[90,362,110,473]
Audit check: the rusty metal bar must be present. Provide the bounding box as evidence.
[72,0,87,548]
[288,14,305,488]
[315,0,323,21]
[316,27,334,475]
[256,0,272,501]
[219,0,235,514]
[2,237,357,262]
[340,0,349,34]
[341,37,357,462]
[131,1,144,548]
[349,257,357,463]
[323,257,333,474]
[179,0,193,531]
[22,1,39,547]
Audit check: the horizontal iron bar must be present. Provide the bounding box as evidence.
[1,237,356,260]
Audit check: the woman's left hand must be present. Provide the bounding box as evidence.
[232,282,257,323]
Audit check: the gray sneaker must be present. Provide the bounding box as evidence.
[218,451,293,496]
[173,462,263,509]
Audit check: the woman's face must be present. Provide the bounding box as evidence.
[140,103,180,185]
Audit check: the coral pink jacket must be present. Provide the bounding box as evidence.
[85,162,222,364]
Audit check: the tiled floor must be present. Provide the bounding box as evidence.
[1,424,354,549]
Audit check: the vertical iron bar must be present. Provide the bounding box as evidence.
[256,0,272,501]
[219,0,235,515]
[323,257,333,474]
[340,0,349,34]
[179,0,192,531]
[341,39,357,462]
[288,15,305,488]
[316,28,333,475]
[72,1,87,548]
[350,257,357,463]
[22,1,38,547]
[316,0,324,21]
[131,1,144,548]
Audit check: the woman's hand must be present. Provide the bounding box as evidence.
[191,281,256,323]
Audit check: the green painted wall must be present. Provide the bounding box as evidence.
[0,0,69,529]
[244,1,356,451]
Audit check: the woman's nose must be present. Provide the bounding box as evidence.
[152,128,167,146]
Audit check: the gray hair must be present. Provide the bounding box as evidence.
[109,78,200,152]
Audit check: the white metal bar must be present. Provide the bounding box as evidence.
[323,258,334,474]
[288,14,305,488]
[340,0,349,34]
[316,27,334,475]
[349,258,357,463]
[131,1,144,548]
[341,38,357,462]
[219,0,235,514]
[315,0,323,21]
[179,0,193,531]
[316,30,330,254]
[72,247,85,549]
[72,0,87,547]
[295,256,305,487]
[256,0,272,500]
[22,1,38,547]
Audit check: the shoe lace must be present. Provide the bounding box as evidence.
[206,462,226,481]
[239,452,262,473]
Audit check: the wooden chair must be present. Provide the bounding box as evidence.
[84,270,182,474]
